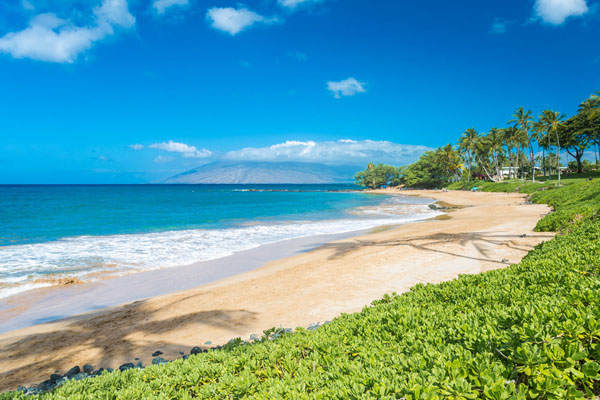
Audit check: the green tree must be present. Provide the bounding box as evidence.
[402,150,452,188]
[354,163,401,189]
[437,144,463,182]
[487,128,505,180]
[458,128,478,181]
[558,113,591,174]
[503,127,519,180]
[510,107,536,182]
[578,92,600,168]
[538,110,566,184]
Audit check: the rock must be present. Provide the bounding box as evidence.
[93,368,105,376]
[183,355,190,360]
[520,234,527,238]
[190,346,202,355]
[179,351,184,355]
[49,373,62,383]
[135,361,144,369]
[203,349,208,353]
[71,373,89,381]
[152,357,168,365]
[249,334,260,341]
[26,387,41,395]
[37,379,55,391]
[83,364,94,374]
[66,366,80,377]
[428,204,438,210]
[107,368,114,373]
[16,386,26,392]
[204,341,212,345]
[119,363,135,372]
[502,258,509,263]
[134,358,139,361]
[152,351,163,357]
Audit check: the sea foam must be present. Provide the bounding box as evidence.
[0,196,441,298]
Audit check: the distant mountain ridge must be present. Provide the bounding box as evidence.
[164,161,358,184]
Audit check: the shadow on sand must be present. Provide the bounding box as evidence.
[0,299,258,391]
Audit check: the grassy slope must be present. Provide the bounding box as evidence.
[4,178,600,399]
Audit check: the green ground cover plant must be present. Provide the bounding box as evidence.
[3,177,600,399]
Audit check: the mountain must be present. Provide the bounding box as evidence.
[163,161,358,184]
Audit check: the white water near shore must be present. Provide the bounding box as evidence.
[0,195,441,299]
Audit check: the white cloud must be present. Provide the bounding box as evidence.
[327,77,366,99]
[129,144,144,150]
[534,0,589,24]
[21,0,34,10]
[153,0,189,15]
[0,0,135,63]
[288,51,308,61]
[206,7,278,35]
[223,139,431,166]
[150,140,212,158]
[95,0,135,28]
[278,0,322,9]
[490,18,510,34]
[154,155,174,163]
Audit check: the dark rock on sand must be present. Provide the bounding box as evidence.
[37,379,55,391]
[119,363,135,371]
[152,351,163,357]
[83,364,94,374]
[49,373,62,382]
[190,346,202,355]
[71,373,89,381]
[66,366,80,377]
[152,357,168,365]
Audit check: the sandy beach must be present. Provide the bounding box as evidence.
[0,189,553,391]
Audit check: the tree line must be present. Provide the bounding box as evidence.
[355,91,600,189]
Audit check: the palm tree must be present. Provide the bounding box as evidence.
[533,121,549,179]
[503,127,519,180]
[578,92,600,169]
[514,128,529,182]
[510,107,536,182]
[539,110,565,185]
[487,128,505,180]
[472,133,498,181]
[458,128,478,181]
[438,144,463,182]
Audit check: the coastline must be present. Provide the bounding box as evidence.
[0,190,553,391]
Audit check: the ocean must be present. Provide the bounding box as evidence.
[0,184,439,299]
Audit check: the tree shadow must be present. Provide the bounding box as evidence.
[319,231,553,264]
[0,300,258,391]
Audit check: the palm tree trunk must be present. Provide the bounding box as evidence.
[556,132,561,186]
[508,147,512,180]
[542,145,546,179]
[547,133,551,179]
[529,145,535,183]
[519,150,524,181]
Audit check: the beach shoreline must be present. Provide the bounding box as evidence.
[0,189,553,392]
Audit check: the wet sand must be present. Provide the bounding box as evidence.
[0,190,553,391]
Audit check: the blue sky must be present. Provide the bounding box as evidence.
[0,0,599,183]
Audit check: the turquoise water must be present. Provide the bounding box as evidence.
[0,184,438,298]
